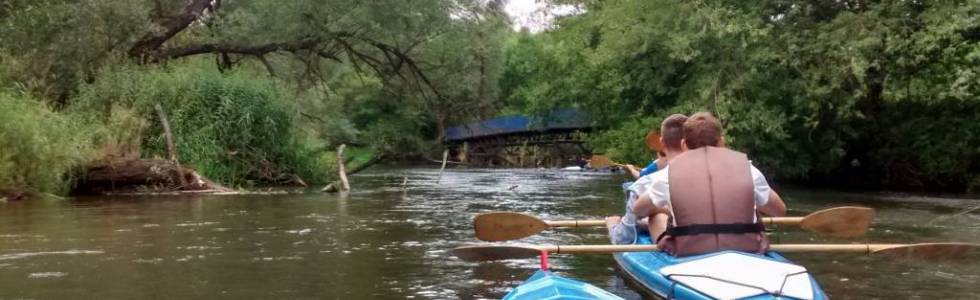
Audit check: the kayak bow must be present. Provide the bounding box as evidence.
[608,228,828,300]
[502,270,625,300]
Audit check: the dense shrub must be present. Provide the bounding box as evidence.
[70,64,332,186]
[0,93,94,194]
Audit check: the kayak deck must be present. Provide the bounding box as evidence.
[502,269,625,300]
[610,230,828,300]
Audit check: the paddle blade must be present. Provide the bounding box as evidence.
[799,206,875,238]
[451,245,542,262]
[474,212,549,241]
[646,132,664,152]
[872,243,980,260]
[588,155,618,169]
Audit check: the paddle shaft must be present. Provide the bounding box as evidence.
[535,244,916,254]
[451,242,979,262]
[474,207,874,241]
[544,217,803,228]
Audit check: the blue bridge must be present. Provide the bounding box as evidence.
[443,110,594,167]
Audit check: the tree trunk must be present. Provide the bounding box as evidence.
[129,0,213,60]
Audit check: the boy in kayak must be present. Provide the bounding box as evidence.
[621,132,665,179]
[606,114,688,244]
[631,112,787,256]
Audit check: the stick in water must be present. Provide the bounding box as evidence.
[437,149,449,184]
[337,144,350,191]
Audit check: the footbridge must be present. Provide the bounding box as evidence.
[442,109,593,167]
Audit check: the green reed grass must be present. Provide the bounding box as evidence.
[0,93,94,195]
[71,64,332,187]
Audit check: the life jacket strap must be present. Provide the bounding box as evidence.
[657,223,765,242]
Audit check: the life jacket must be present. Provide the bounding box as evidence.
[657,146,768,257]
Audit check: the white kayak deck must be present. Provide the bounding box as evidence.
[659,252,815,300]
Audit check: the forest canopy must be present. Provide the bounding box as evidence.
[501,0,980,192]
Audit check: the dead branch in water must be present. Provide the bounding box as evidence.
[321,154,382,193]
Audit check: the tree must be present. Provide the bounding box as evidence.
[504,0,980,191]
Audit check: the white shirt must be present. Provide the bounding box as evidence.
[640,165,772,210]
[626,168,658,197]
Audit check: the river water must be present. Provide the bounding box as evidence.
[1,166,978,299]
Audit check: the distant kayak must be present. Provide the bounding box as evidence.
[560,166,622,173]
[502,269,624,300]
[608,229,828,299]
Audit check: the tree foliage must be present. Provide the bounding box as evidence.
[504,0,980,192]
[0,0,511,192]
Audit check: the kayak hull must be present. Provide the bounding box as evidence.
[611,231,828,300]
[502,269,625,300]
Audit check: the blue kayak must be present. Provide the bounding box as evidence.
[609,229,828,300]
[502,269,625,300]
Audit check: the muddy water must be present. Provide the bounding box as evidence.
[1,166,978,299]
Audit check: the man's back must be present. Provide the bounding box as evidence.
[660,147,767,256]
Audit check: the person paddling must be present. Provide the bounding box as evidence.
[606,114,688,244]
[631,112,787,257]
[621,149,661,179]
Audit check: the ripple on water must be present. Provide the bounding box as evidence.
[133,258,165,264]
[177,246,222,251]
[253,256,303,262]
[29,272,68,278]
[175,221,219,227]
[0,250,104,261]
[286,228,312,235]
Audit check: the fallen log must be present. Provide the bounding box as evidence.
[73,158,227,195]
[0,188,28,201]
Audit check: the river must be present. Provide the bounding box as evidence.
[1,166,978,299]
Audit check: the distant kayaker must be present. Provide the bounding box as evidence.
[606,114,688,244]
[631,112,787,257]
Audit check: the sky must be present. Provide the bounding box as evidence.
[502,0,578,32]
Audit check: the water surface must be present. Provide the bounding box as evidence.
[1,166,978,299]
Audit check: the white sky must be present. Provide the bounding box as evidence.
[503,0,578,32]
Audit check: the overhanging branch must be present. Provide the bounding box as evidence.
[129,0,213,60]
[154,38,323,61]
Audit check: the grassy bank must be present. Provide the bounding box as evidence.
[0,93,95,196]
[70,64,334,188]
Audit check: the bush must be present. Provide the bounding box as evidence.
[0,92,94,194]
[70,64,332,186]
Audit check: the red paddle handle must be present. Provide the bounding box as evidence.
[539,249,549,270]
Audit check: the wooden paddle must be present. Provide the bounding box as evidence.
[590,132,664,169]
[473,206,875,241]
[646,131,664,153]
[451,242,980,262]
[588,155,622,169]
